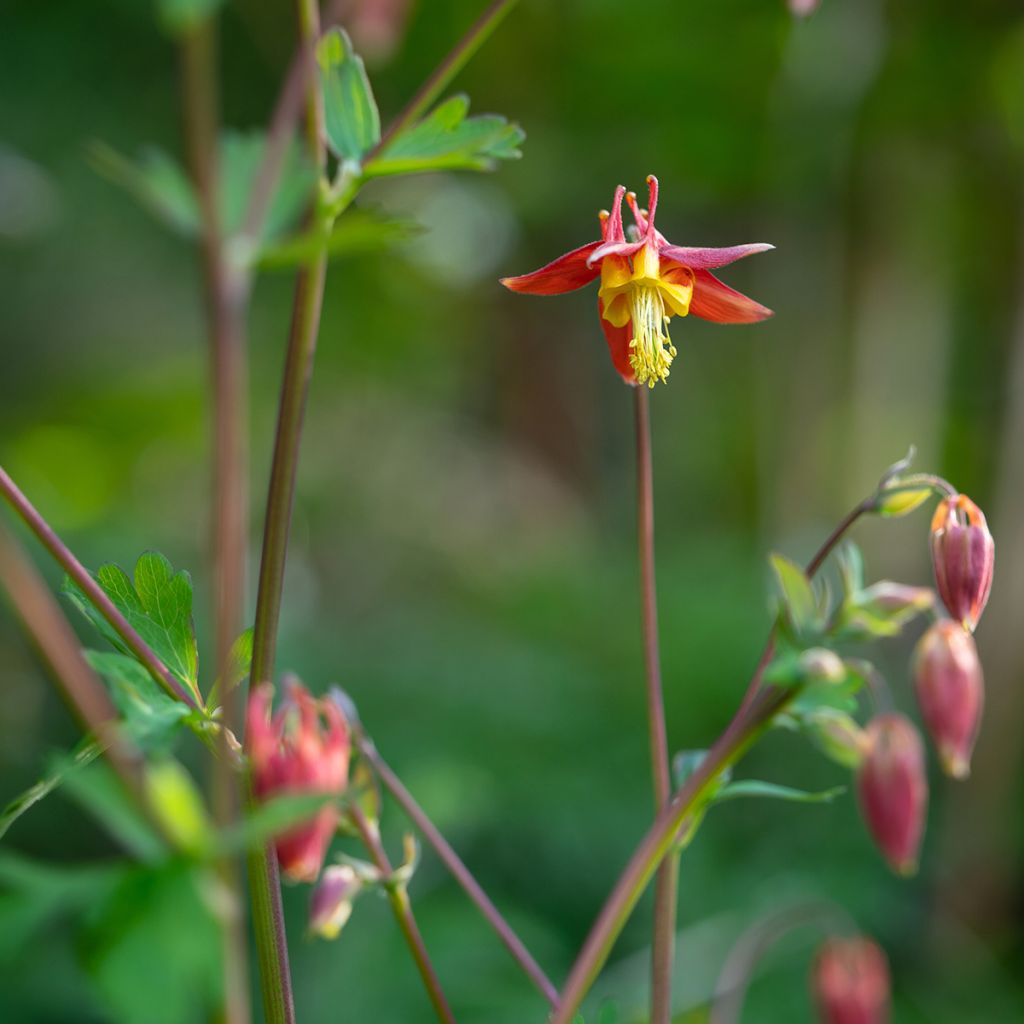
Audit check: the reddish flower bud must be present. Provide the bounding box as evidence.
[857,713,927,875]
[309,864,362,939]
[930,494,994,633]
[812,936,890,1024]
[914,620,984,779]
[247,680,350,883]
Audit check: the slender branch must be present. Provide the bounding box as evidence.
[553,492,880,1023]
[180,17,251,1024]
[355,731,560,1009]
[367,0,520,160]
[0,466,201,711]
[245,3,327,1021]
[633,388,677,1024]
[350,804,457,1024]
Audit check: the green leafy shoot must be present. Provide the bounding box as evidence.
[364,94,525,178]
[205,627,254,713]
[63,551,201,704]
[318,28,381,164]
[0,738,103,841]
[770,553,825,643]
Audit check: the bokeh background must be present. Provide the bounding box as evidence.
[2,0,1023,1021]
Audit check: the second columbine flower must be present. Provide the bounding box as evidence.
[501,175,773,387]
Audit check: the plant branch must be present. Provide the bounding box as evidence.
[368,0,520,160]
[180,16,251,1024]
[633,388,677,1024]
[0,466,201,712]
[350,804,457,1024]
[355,730,560,1009]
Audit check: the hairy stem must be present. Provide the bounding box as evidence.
[245,2,327,1021]
[633,388,677,1024]
[180,16,251,1024]
[355,731,560,1008]
[553,493,877,1023]
[350,805,458,1024]
[368,0,520,159]
[0,466,201,711]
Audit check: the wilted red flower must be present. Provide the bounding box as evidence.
[501,175,772,387]
[930,494,994,633]
[812,936,890,1024]
[247,680,350,883]
[914,620,984,779]
[857,713,927,876]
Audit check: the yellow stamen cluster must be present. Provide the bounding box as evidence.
[627,285,676,387]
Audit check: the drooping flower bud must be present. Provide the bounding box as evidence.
[930,494,994,633]
[247,680,350,883]
[857,714,927,875]
[309,864,362,939]
[812,936,890,1024]
[914,620,984,779]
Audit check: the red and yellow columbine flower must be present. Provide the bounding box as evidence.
[500,175,773,387]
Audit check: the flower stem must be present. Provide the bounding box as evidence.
[0,465,201,711]
[633,388,677,1024]
[553,491,879,1024]
[350,805,458,1024]
[368,0,520,159]
[180,16,251,1024]
[355,730,560,1009]
[244,2,327,1020]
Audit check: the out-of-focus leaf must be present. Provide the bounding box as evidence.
[63,551,200,703]
[83,862,221,1024]
[213,792,335,857]
[873,486,933,518]
[318,28,380,163]
[255,209,419,270]
[206,627,254,712]
[60,761,166,863]
[713,779,846,805]
[837,543,864,598]
[144,761,211,856]
[365,94,524,177]
[0,739,102,841]
[834,582,934,641]
[788,672,863,717]
[85,652,191,752]
[89,143,199,236]
[770,553,822,641]
[156,0,224,34]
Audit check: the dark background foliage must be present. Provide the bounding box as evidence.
[1,0,1023,1020]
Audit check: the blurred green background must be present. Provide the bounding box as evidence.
[2,0,1023,1020]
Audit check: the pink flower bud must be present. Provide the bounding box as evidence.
[914,620,983,779]
[812,936,890,1024]
[930,494,994,633]
[247,680,350,884]
[309,864,361,939]
[857,714,927,875]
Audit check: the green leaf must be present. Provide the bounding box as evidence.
[873,485,933,518]
[255,209,419,270]
[713,779,846,805]
[770,553,821,640]
[0,738,103,841]
[83,862,221,1024]
[206,627,254,712]
[788,671,864,717]
[64,551,200,703]
[834,581,934,641]
[144,761,211,856]
[671,749,733,791]
[318,28,380,163]
[365,94,525,177]
[85,652,191,752]
[60,761,167,863]
[156,0,224,34]
[214,792,337,857]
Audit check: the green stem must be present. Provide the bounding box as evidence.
[367,0,520,159]
[350,805,457,1024]
[180,16,251,1024]
[245,2,327,1021]
[633,388,677,1024]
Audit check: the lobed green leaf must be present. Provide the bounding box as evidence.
[318,28,381,164]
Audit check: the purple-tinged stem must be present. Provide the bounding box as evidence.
[356,732,560,1009]
[0,465,201,712]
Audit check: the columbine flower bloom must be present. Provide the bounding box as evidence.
[812,936,891,1024]
[930,494,994,633]
[500,175,773,387]
[248,680,350,884]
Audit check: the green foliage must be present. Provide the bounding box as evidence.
[769,553,825,643]
[214,793,338,857]
[156,0,224,34]
[365,95,525,177]
[82,862,222,1024]
[0,739,102,841]
[144,761,211,856]
[63,552,201,703]
[318,28,381,164]
[713,779,845,804]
